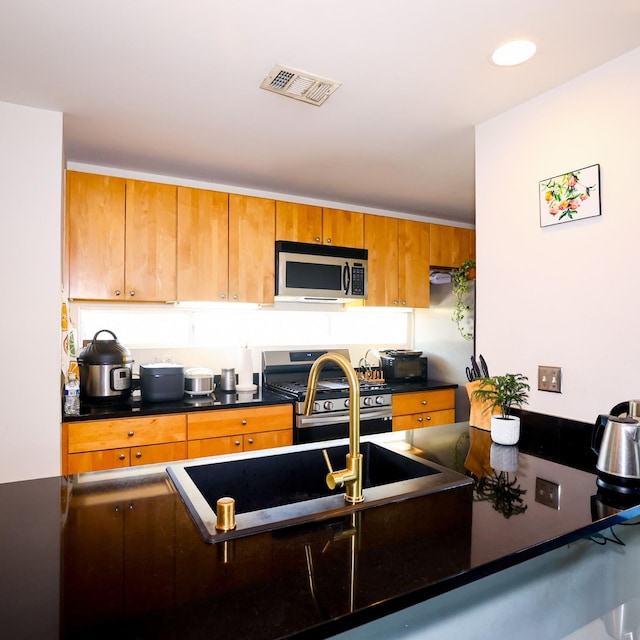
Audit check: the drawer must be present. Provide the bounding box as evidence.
[392,389,455,416]
[187,404,293,440]
[244,430,292,452]
[187,430,294,459]
[393,409,456,431]
[67,414,187,453]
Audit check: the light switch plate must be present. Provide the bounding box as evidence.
[538,366,562,393]
[536,477,560,509]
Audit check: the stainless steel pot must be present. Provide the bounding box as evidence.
[184,367,215,396]
[77,330,134,401]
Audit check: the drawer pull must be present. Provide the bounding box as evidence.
[119,454,126,460]
[417,417,423,422]
[247,438,254,444]
[421,400,427,405]
[127,430,135,437]
[135,452,142,458]
[426,416,431,421]
[241,419,247,425]
[234,440,241,446]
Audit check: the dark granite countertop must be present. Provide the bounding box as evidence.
[62,380,457,422]
[4,412,639,639]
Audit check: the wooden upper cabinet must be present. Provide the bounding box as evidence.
[276,202,364,248]
[364,214,399,306]
[228,194,275,304]
[275,202,323,244]
[430,224,475,268]
[67,171,126,300]
[364,215,430,308]
[398,219,430,308]
[124,180,177,301]
[322,208,364,248]
[177,187,229,301]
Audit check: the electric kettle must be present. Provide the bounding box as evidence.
[592,410,640,480]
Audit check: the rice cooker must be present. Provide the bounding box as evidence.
[77,329,134,401]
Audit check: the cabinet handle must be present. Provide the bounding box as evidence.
[135,451,142,458]
[247,438,254,445]
[393,300,399,305]
[315,237,321,243]
[421,400,427,405]
[129,290,136,297]
[220,294,226,299]
[234,440,241,446]
[401,300,407,306]
[128,430,135,437]
[115,289,121,296]
[417,417,423,422]
[241,419,247,425]
[118,454,126,460]
[426,416,431,421]
[233,294,238,300]
[326,238,332,244]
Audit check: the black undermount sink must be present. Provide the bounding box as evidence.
[167,439,473,543]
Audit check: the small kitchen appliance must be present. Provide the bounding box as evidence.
[77,329,134,402]
[263,348,392,444]
[184,367,215,396]
[593,404,640,493]
[139,363,185,402]
[275,241,368,302]
[379,349,428,382]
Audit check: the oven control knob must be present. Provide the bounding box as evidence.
[363,397,374,407]
[313,402,321,412]
[323,400,334,411]
[344,399,350,408]
[375,396,385,405]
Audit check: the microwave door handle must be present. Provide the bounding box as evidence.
[343,262,350,295]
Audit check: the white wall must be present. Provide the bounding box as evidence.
[475,47,640,424]
[0,101,63,482]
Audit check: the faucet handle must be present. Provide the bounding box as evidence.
[322,449,334,474]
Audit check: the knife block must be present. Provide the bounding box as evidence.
[466,380,500,431]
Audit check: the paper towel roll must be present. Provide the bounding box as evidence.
[237,346,257,391]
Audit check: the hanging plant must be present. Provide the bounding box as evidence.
[451,259,475,341]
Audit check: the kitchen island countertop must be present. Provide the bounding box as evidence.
[3,414,639,639]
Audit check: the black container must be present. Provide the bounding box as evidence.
[380,353,428,381]
[140,363,185,402]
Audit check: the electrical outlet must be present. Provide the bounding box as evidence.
[538,366,562,393]
[535,477,560,509]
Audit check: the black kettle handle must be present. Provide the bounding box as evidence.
[591,414,609,455]
[92,329,117,341]
[610,401,629,417]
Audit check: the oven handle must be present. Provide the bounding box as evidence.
[296,407,392,429]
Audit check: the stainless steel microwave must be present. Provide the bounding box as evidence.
[275,241,368,302]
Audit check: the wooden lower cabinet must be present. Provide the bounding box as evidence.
[187,404,293,458]
[392,389,456,431]
[63,414,187,474]
[62,404,294,473]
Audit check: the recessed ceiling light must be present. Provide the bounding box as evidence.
[491,40,537,66]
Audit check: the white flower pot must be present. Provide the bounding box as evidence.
[490,443,519,472]
[490,415,521,445]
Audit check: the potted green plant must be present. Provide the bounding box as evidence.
[451,259,475,341]
[471,373,530,444]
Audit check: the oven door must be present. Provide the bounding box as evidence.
[294,407,392,444]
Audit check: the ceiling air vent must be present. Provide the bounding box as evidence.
[260,65,341,106]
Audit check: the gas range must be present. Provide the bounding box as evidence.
[262,349,392,415]
[262,349,393,444]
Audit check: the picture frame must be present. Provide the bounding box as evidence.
[539,163,600,228]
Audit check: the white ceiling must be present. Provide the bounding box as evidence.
[2,1,640,225]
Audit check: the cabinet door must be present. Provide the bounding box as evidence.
[177,187,229,301]
[430,224,474,268]
[322,208,364,247]
[228,194,275,303]
[130,441,187,466]
[67,171,126,300]
[244,430,293,451]
[392,389,455,416]
[125,179,177,301]
[67,448,130,474]
[275,201,323,243]
[398,219,430,308]
[364,214,399,306]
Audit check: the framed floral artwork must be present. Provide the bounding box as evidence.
[539,164,600,227]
